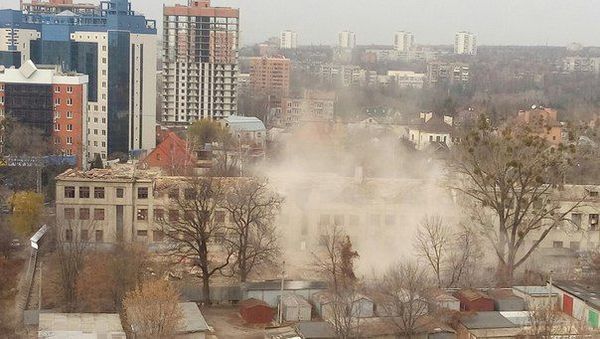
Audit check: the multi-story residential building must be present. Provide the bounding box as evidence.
[386,71,426,89]
[517,106,563,146]
[317,63,361,87]
[338,31,356,49]
[562,57,600,74]
[0,0,158,161]
[454,31,477,55]
[0,61,89,166]
[162,0,240,124]
[280,30,298,50]
[426,62,470,85]
[274,90,335,127]
[408,113,455,150]
[249,56,291,98]
[393,31,414,52]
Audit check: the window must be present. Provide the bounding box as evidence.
[54,123,60,131]
[54,86,61,93]
[64,208,75,220]
[95,230,103,242]
[54,137,61,145]
[79,208,90,220]
[553,241,564,248]
[67,111,73,119]
[168,188,179,199]
[116,188,124,198]
[54,98,61,106]
[94,187,105,199]
[137,187,148,199]
[184,188,196,200]
[570,241,581,251]
[81,230,89,241]
[65,229,73,241]
[215,211,226,223]
[64,186,75,198]
[590,214,599,231]
[94,208,105,220]
[154,209,164,221]
[153,230,164,242]
[571,213,582,227]
[168,210,179,222]
[590,191,599,198]
[67,124,73,131]
[66,98,73,106]
[54,111,60,119]
[137,209,148,221]
[137,230,148,237]
[66,86,73,93]
[66,137,73,145]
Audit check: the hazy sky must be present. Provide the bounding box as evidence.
[2,0,600,46]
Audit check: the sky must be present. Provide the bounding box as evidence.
[2,0,600,47]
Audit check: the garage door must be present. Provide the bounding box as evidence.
[589,310,599,328]
[563,295,574,316]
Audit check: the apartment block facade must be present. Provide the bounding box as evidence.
[162,0,240,124]
[280,30,297,50]
[393,31,414,52]
[0,61,89,166]
[338,31,356,49]
[454,31,477,55]
[0,0,158,161]
[248,56,291,98]
[426,62,470,86]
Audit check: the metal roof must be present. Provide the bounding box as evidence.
[513,286,557,297]
[295,321,337,338]
[554,280,600,310]
[223,116,266,132]
[460,312,519,329]
[178,302,209,334]
[242,280,327,291]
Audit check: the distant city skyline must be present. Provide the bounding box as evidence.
[2,0,600,47]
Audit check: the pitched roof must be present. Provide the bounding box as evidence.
[178,302,209,334]
[223,116,266,132]
[419,115,454,134]
[143,132,194,171]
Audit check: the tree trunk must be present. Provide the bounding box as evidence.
[202,274,211,305]
[496,261,514,287]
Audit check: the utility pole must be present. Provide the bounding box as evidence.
[279,260,285,325]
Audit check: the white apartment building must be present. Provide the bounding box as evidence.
[280,30,298,49]
[454,31,477,55]
[162,1,240,124]
[386,70,426,89]
[393,31,414,52]
[338,31,356,49]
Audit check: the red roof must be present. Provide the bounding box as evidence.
[143,132,195,175]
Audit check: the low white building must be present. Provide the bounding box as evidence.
[387,70,426,89]
[281,293,312,322]
[221,115,267,149]
[38,313,125,339]
[408,113,455,150]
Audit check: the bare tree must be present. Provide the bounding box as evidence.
[374,262,432,337]
[158,178,233,304]
[221,178,283,282]
[449,119,584,285]
[414,215,449,288]
[313,225,361,338]
[124,279,183,338]
[526,304,563,339]
[53,219,96,311]
[415,216,482,288]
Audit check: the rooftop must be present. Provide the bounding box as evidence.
[513,286,557,297]
[178,302,210,334]
[242,280,327,291]
[295,321,337,338]
[554,280,600,310]
[222,116,266,132]
[38,313,125,338]
[460,312,519,330]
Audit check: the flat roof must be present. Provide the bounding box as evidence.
[242,280,327,291]
[554,280,600,310]
[38,313,125,338]
[513,286,558,297]
[178,302,210,334]
[460,312,519,330]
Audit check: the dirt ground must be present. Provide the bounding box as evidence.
[201,305,267,339]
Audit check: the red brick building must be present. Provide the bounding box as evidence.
[455,289,495,312]
[0,61,89,167]
[142,132,195,175]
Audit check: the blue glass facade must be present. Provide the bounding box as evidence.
[107,31,130,155]
[0,51,21,68]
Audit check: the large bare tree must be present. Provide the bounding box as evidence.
[449,119,584,285]
[373,262,432,337]
[158,178,233,304]
[221,178,283,282]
